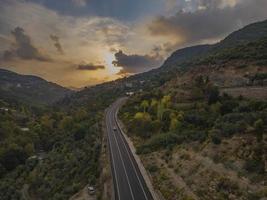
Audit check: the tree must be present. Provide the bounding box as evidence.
[133,112,152,138]
[141,100,149,113]
[24,143,34,156]
[150,99,158,115]
[162,95,171,108]
[0,145,28,171]
[75,109,87,121]
[59,116,74,131]
[157,102,164,121]
[169,117,179,131]
[41,115,54,130]
[150,99,158,108]
[207,86,220,104]
[254,119,264,142]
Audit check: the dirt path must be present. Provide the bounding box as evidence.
[221,86,267,99]
[69,186,95,200]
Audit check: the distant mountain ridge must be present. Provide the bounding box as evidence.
[218,19,267,48]
[0,68,72,105]
[161,19,267,71]
[44,19,267,108]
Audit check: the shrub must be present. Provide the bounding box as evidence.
[212,135,222,145]
[207,86,220,105]
[137,133,182,154]
[147,164,159,173]
[244,159,265,174]
[220,100,239,115]
[216,177,239,193]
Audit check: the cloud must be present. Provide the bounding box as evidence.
[112,50,162,73]
[2,27,51,61]
[77,63,105,70]
[148,0,267,47]
[50,34,64,54]
[116,69,129,76]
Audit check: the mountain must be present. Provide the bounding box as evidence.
[0,69,72,105]
[161,44,212,70]
[161,19,267,71]
[218,19,267,48]
[118,20,267,200]
[61,19,267,108]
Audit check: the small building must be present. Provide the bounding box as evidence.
[125,83,133,88]
[20,127,30,132]
[126,92,134,96]
[0,107,9,112]
[139,80,145,84]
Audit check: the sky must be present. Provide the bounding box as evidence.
[1,0,267,88]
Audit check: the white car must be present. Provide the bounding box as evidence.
[113,126,117,131]
[87,186,95,195]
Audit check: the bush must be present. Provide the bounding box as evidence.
[216,177,239,193]
[147,164,159,173]
[184,130,207,142]
[244,159,265,174]
[220,100,239,115]
[207,86,220,104]
[212,135,222,145]
[215,122,245,137]
[137,133,182,154]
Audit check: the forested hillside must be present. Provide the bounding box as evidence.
[118,20,267,200]
[0,97,104,199]
[0,69,72,106]
[1,19,267,200]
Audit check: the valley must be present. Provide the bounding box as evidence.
[1,19,267,200]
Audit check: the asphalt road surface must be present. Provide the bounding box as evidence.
[105,98,154,200]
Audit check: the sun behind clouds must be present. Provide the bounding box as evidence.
[104,51,121,75]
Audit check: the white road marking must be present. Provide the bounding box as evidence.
[110,105,135,200]
[114,108,149,200]
[106,109,121,200]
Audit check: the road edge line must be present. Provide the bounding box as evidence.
[115,98,162,200]
[104,108,118,200]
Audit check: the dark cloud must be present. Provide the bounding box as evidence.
[148,0,267,46]
[34,0,161,21]
[77,63,105,70]
[112,50,162,73]
[151,42,179,58]
[2,27,51,62]
[50,34,64,54]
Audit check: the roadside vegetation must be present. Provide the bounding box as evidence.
[119,74,267,199]
[0,99,103,200]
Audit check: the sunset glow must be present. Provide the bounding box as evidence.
[1,0,267,88]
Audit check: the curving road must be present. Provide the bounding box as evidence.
[105,98,154,200]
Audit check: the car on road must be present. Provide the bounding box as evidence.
[87,186,95,195]
[113,126,117,131]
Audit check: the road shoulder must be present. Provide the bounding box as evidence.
[116,111,162,200]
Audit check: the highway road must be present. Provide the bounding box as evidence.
[105,98,154,200]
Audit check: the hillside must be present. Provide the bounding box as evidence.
[1,18,267,200]
[0,69,72,105]
[159,19,267,72]
[118,20,267,200]
[64,20,267,109]
[218,19,267,48]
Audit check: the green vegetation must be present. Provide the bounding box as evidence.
[0,98,104,200]
[1,19,267,200]
[195,37,267,66]
[0,69,71,106]
[120,69,267,200]
[120,78,267,175]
